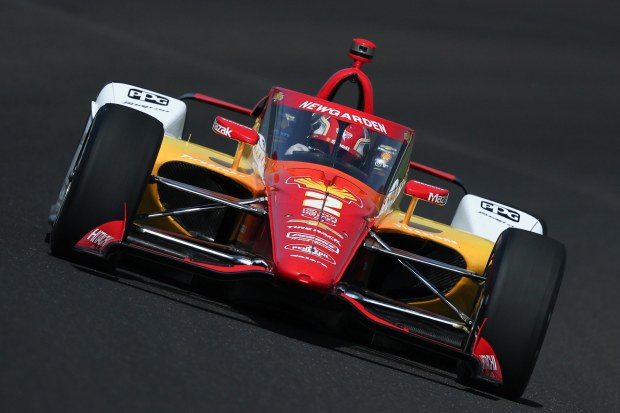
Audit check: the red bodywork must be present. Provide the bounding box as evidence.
[257,84,413,290]
[75,203,127,254]
[265,161,381,290]
[472,319,504,381]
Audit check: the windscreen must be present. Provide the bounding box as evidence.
[260,103,409,193]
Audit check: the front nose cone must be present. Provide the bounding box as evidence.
[274,246,336,290]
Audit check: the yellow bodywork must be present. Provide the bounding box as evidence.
[375,210,494,317]
[137,135,265,235]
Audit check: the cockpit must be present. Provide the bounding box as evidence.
[258,88,414,193]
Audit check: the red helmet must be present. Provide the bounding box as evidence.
[309,115,369,161]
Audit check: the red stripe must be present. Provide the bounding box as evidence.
[338,291,462,350]
[126,243,270,274]
[193,93,252,116]
[409,161,457,182]
[338,292,409,332]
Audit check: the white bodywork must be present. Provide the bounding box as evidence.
[451,194,544,242]
[93,83,186,139]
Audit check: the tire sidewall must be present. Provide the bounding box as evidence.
[50,104,163,258]
[475,228,565,398]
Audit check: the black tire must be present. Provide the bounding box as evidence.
[48,113,93,226]
[471,228,565,399]
[49,103,163,260]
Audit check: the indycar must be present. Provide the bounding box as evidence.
[47,39,565,399]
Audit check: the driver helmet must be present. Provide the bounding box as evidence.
[308,115,370,162]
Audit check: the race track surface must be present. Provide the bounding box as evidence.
[1,1,619,411]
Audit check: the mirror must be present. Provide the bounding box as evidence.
[212,116,258,145]
[402,180,449,224]
[405,180,449,206]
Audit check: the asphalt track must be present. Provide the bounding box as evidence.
[1,1,619,411]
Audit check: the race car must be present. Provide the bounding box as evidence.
[47,38,565,399]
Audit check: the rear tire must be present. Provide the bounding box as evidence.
[49,103,163,260]
[471,228,565,399]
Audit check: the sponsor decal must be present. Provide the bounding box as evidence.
[303,191,343,218]
[287,220,345,240]
[298,101,387,134]
[410,228,457,245]
[76,209,126,253]
[285,244,336,265]
[179,154,245,177]
[301,207,338,226]
[286,177,362,207]
[127,89,169,106]
[86,228,114,248]
[286,231,340,253]
[428,192,449,205]
[480,354,498,372]
[287,225,343,246]
[76,219,125,252]
[301,207,320,221]
[472,319,503,382]
[480,201,520,222]
[380,150,393,162]
[373,144,397,169]
[393,222,458,245]
[212,119,232,138]
[122,100,170,113]
[374,157,389,168]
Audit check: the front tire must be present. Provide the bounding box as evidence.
[470,228,565,399]
[49,103,164,260]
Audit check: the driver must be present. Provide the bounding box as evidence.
[285,115,370,164]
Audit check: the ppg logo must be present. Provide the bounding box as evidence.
[481,201,520,222]
[128,89,169,106]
